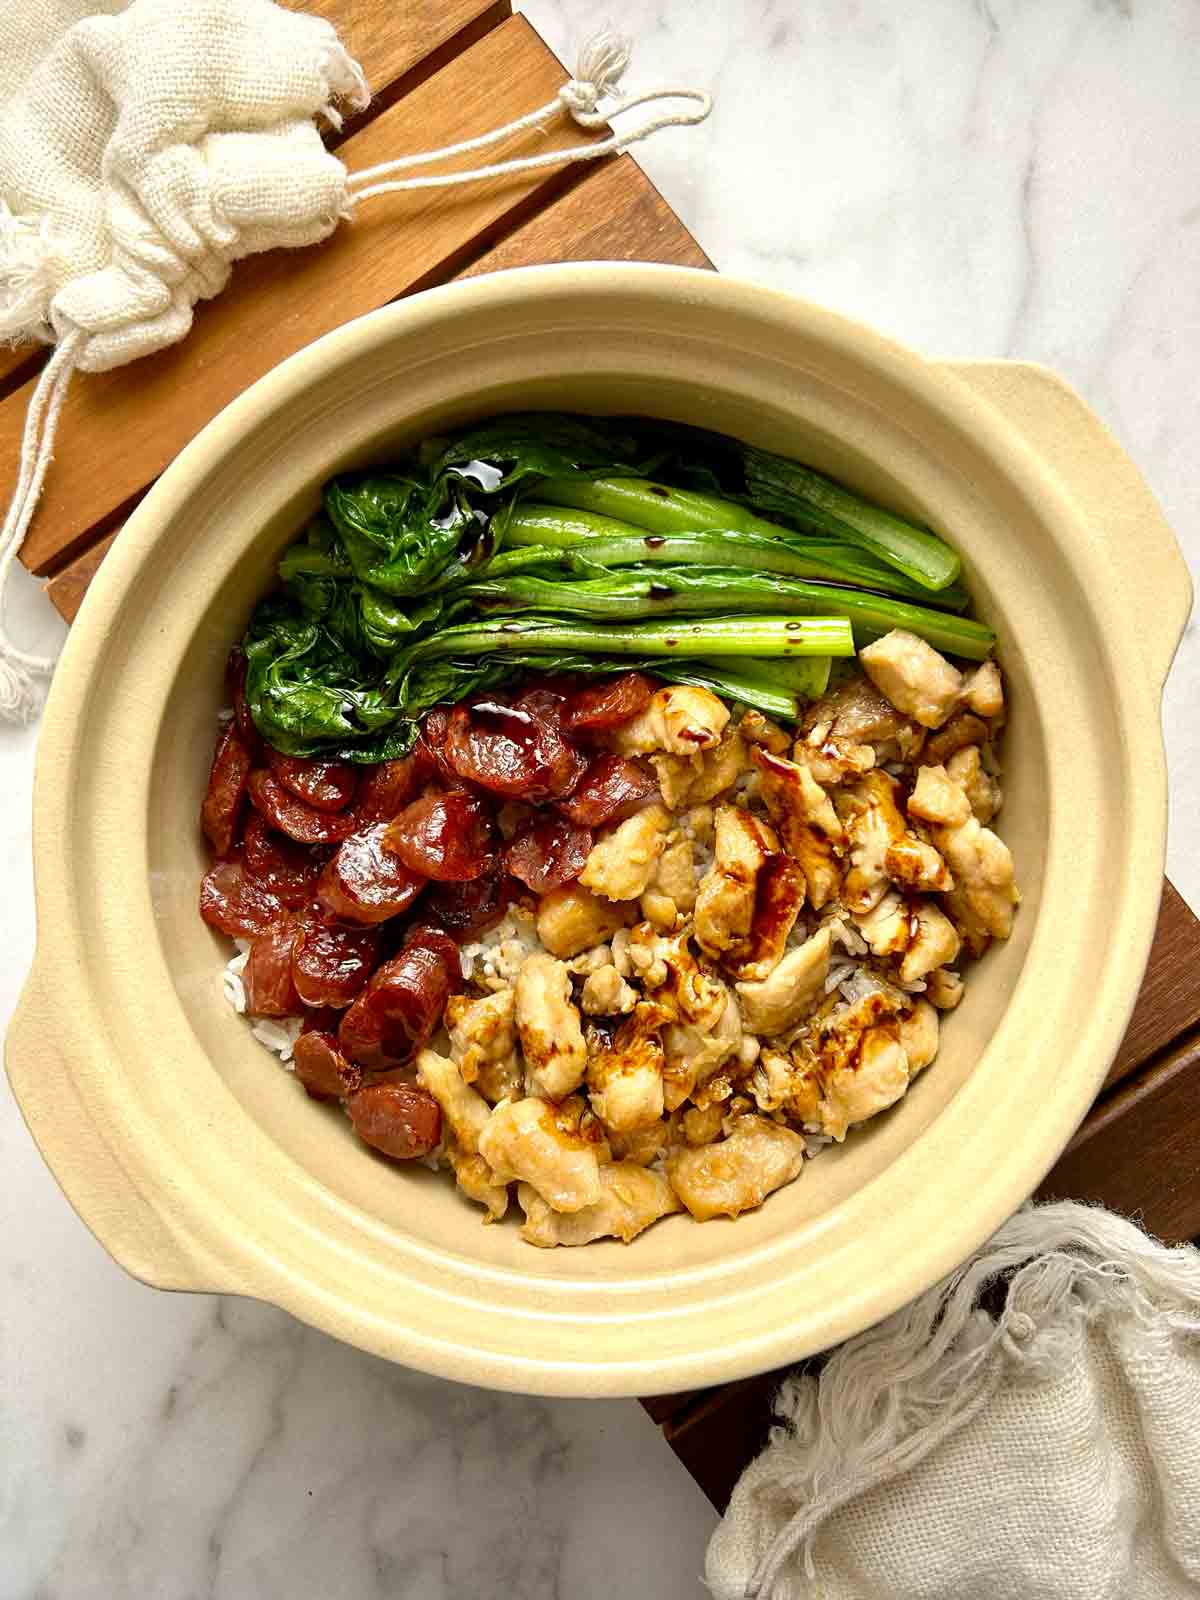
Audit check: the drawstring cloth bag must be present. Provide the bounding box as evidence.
[706,1201,1200,1600]
[0,0,710,720]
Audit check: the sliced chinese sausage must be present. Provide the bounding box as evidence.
[199,859,287,939]
[564,672,656,734]
[558,754,659,828]
[291,916,379,1008]
[317,822,426,924]
[383,791,493,882]
[200,725,254,857]
[337,930,462,1071]
[421,862,514,940]
[248,769,358,845]
[242,813,324,909]
[506,815,593,894]
[348,1081,442,1160]
[444,702,586,801]
[243,920,301,1017]
[292,1029,361,1101]
[226,648,261,755]
[353,751,433,823]
[267,749,357,813]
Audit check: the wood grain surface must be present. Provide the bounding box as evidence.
[1103,879,1200,1088]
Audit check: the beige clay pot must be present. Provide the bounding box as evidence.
[6,266,1192,1396]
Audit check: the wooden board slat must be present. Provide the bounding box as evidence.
[459,153,714,277]
[7,15,595,577]
[1104,880,1200,1088]
[298,0,509,111]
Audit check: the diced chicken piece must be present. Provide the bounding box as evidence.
[652,727,747,812]
[683,804,715,846]
[609,1121,668,1167]
[416,1048,492,1155]
[899,999,940,1074]
[587,1032,666,1134]
[640,888,679,932]
[753,748,845,910]
[924,712,987,767]
[724,854,807,983]
[447,1146,509,1221]
[947,744,1002,825]
[627,924,727,1028]
[908,763,972,828]
[802,672,927,763]
[477,1096,602,1214]
[819,1024,910,1141]
[536,884,637,959]
[681,1102,725,1146]
[735,927,831,1036]
[566,942,612,977]
[517,1163,680,1247]
[515,953,587,1100]
[661,988,743,1110]
[899,900,961,985]
[792,730,877,788]
[860,629,964,729]
[580,963,639,1016]
[749,1048,805,1115]
[857,890,910,960]
[842,770,950,913]
[938,814,1020,957]
[738,709,792,754]
[579,804,671,902]
[610,685,730,757]
[926,968,965,1010]
[656,833,698,913]
[666,1114,805,1221]
[962,659,1004,720]
[609,926,633,977]
[694,804,778,958]
[446,988,523,1105]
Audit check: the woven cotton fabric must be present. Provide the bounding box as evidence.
[707,1203,1200,1600]
[0,0,365,372]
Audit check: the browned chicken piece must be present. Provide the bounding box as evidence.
[840,770,952,914]
[898,999,940,1073]
[515,953,588,1100]
[662,989,743,1110]
[860,629,965,729]
[587,1007,667,1134]
[651,725,747,811]
[416,1047,493,1155]
[909,767,1018,957]
[925,968,964,1010]
[609,1121,669,1166]
[801,672,924,757]
[627,924,728,1030]
[753,747,845,909]
[791,729,877,788]
[446,1145,509,1221]
[650,832,698,918]
[924,711,988,767]
[962,659,1004,720]
[517,1163,681,1247]
[536,884,638,959]
[610,684,730,757]
[946,744,1002,824]
[477,1096,603,1214]
[818,1024,910,1141]
[735,926,832,1035]
[681,1102,726,1146]
[666,1113,805,1221]
[693,804,779,958]
[579,963,639,1016]
[579,804,672,903]
[724,854,808,983]
[738,709,792,754]
[856,892,961,985]
[445,988,523,1104]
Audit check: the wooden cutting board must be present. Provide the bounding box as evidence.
[10,0,1198,1508]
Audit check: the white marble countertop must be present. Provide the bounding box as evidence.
[3,2,1197,1594]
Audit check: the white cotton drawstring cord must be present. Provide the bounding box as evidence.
[345,29,711,204]
[0,326,83,719]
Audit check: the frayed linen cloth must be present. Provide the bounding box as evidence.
[707,1202,1200,1600]
[0,0,709,718]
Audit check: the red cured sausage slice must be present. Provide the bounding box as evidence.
[243,920,301,1016]
[505,815,592,894]
[201,725,254,857]
[383,791,492,882]
[242,813,324,909]
[317,822,426,924]
[564,672,656,734]
[226,648,261,755]
[353,752,433,823]
[421,863,514,940]
[291,917,379,1008]
[337,931,462,1071]
[348,1081,442,1159]
[267,750,358,813]
[200,859,288,938]
[248,769,358,845]
[557,754,659,828]
[292,1029,361,1101]
[444,702,586,801]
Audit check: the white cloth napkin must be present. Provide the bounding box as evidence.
[707,1202,1200,1600]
